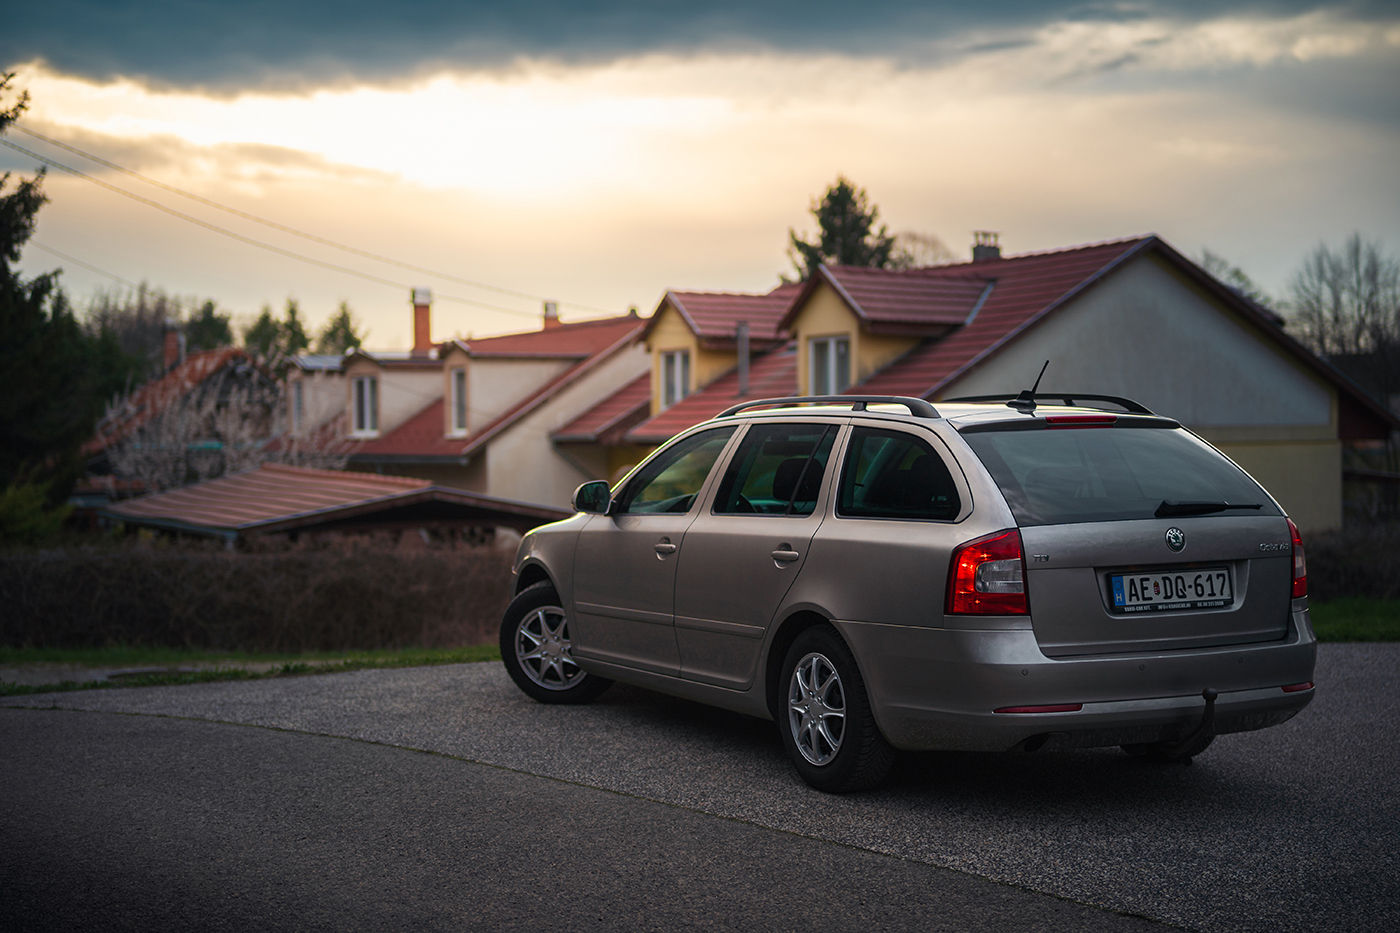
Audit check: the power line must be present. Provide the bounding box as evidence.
[11,122,615,316]
[0,136,540,320]
[28,240,143,289]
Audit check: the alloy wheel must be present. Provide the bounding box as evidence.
[787,651,847,766]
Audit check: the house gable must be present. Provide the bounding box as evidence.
[645,299,708,415]
[945,250,1335,430]
[786,279,919,395]
[941,248,1345,531]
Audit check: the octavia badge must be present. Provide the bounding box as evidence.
[1165,527,1186,552]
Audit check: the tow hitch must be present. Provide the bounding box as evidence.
[1162,687,1218,759]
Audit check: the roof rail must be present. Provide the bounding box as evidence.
[718,395,941,419]
[945,393,1154,415]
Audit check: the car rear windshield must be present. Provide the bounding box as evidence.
[961,424,1280,526]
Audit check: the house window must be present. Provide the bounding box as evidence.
[292,381,304,432]
[809,336,851,395]
[352,375,378,435]
[451,367,467,434]
[661,350,691,409]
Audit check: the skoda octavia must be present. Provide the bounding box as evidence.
[500,394,1316,792]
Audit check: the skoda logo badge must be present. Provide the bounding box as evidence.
[1165,527,1186,552]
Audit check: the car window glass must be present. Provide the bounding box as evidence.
[837,427,961,521]
[614,427,736,514]
[962,426,1279,526]
[713,423,837,516]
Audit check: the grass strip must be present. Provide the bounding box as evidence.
[0,644,500,697]
[4,597,1396,696]
[1308,597,1400,642]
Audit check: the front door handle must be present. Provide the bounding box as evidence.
[771,548,800,563]
[654,539,678,556]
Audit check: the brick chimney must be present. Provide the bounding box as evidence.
[972,231,1001,263]
[542,300,560,330]
[162,318,184,370]
[411,287,433,356]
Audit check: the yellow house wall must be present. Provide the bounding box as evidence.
[646,303,733,414]
[942,252,1344,532]
[789,283,918,394]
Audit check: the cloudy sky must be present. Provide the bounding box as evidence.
[3,1,1398,346]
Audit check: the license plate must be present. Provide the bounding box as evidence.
[1110,567,1232,614]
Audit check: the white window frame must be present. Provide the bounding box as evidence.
[809,335,851,396]
[449,367,467,436]
[351,375,379,436]
[291,380,304,432]
[661,349,691,409]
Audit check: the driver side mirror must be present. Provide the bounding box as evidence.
[572,480,612,515]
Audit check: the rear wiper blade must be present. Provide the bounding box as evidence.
[1155,500,1264,517]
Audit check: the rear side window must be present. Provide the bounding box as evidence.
[837,427,961,521]
[713,423,837,516]
[962,426,1279,526]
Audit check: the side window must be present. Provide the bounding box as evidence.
[713,423,837,516]
[614,427,736,515]
[837,427,961,521]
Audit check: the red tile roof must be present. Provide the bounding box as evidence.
[349,315,647,462]
[807,265,993,333]
[626,342,800,443]
[459,314,645,358]
[347,399,463,459]
[87,348,256,454]
[855,237,1152,396]
[644,282,799,347]
[553,373,652,444]
[105,462,567,536]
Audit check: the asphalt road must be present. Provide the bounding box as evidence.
[2,645,1396,932]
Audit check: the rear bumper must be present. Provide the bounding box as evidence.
[836,605,1317,752]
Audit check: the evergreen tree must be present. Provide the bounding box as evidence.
[0,73,107,502]
[185,299,234,351]
[281,298,310,356]
[787,176,898,280]
[243,304,281,360]
[315,300,364,354]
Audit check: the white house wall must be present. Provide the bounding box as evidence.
[468,358,574,432]
[287,369,344,435]
[483,343,650,507]
[375,369,442,435]
[945,252,1342,532]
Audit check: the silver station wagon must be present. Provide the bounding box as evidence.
[501,393,1316,792]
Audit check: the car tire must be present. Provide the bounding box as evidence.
[1121,733,1215,763]
[778,626,895,793]
[500,582,611,704]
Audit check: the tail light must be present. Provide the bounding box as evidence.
[1287,518,1307,599]
[947,529,1028,615]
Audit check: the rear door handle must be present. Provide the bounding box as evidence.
[771,548,800,563]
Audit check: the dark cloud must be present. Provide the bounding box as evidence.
[2,1,1386,89]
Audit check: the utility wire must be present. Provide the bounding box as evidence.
[0,136,539,320]
[29,240,143,289]
[12,122,615,316]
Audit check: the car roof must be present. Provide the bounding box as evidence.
[708,395,1174,431]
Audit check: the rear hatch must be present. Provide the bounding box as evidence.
[960,416,1293,657]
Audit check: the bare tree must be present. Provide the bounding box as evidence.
[1290,234,1400,363]
[889,231,958,269]
[96,363,347,493]
[1288,235,1400,514]
[1199,249,1272,307]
